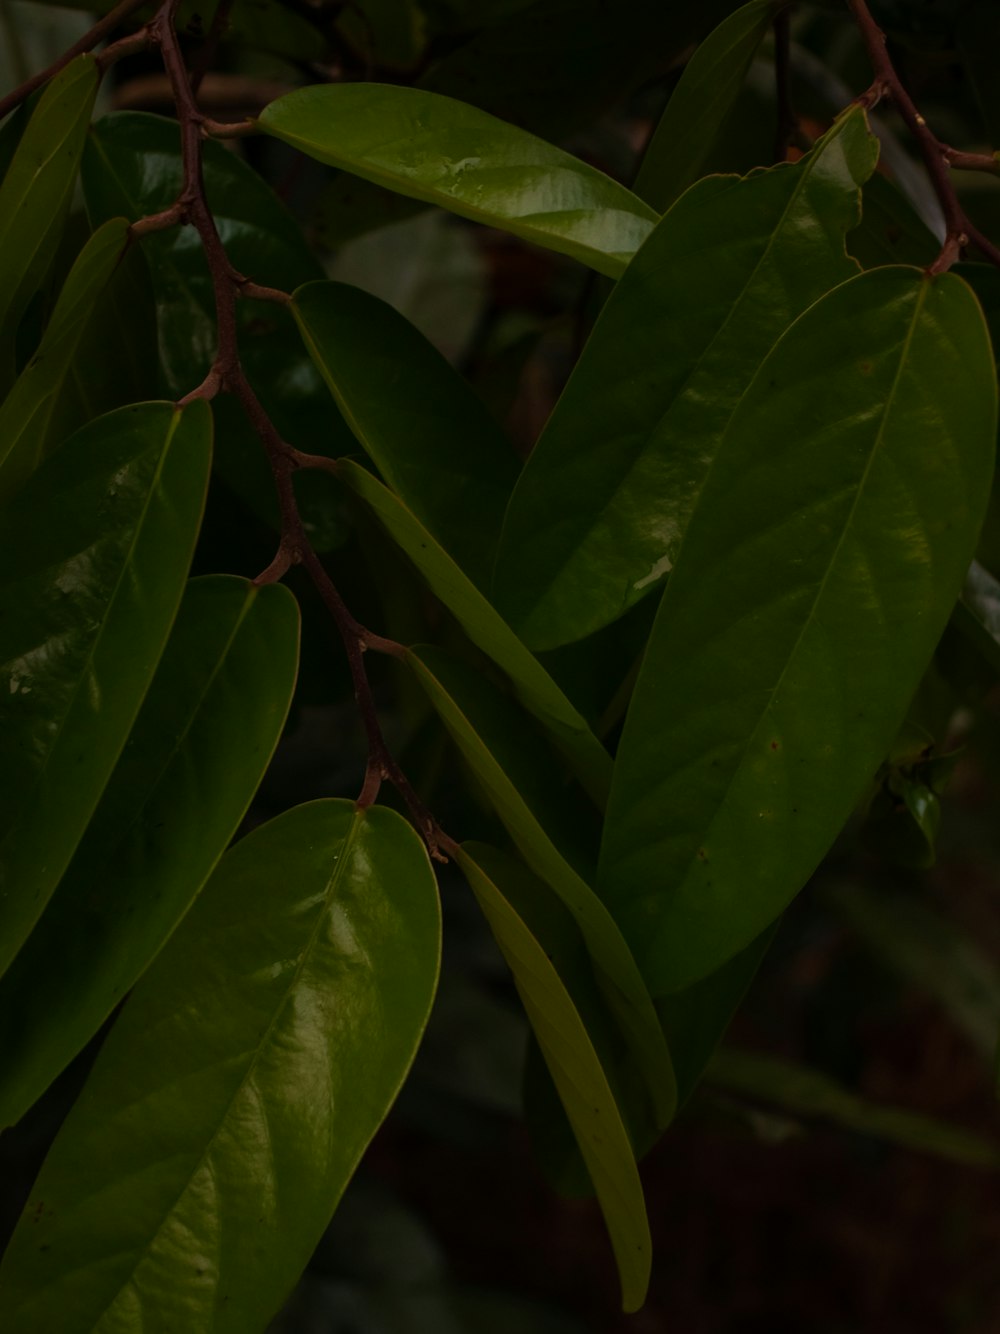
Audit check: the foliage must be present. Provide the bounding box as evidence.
[0,0,999,1326]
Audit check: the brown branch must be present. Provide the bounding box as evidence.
[772,7,797,164]
[0,0,151,121]
[188,0,237,96]
[848,0,1000,273]
[148,0,450,858]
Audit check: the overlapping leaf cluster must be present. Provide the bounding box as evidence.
[0,0,998,1326]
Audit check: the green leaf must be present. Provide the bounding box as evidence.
[81,112,352,547]
[51,223,160,429]
[0,800,441,1333]
[0,575,300,1129]
[0,54,98,390]
[337,457,612,806]
[406,644,676,1130]
[0,400,212,979]
[633,0,780,212]
[456,843,650,1313]
[493,105,879,649]
[0,217,129,503]
[258,83,658,278]
[707,1048,1000,1168]
[848,171,940,270]
[599,267,997,995]
[292,280,519,589]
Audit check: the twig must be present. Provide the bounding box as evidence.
[150,0,450,857]
[772,7,797,164]
[848,0,1000,273]
[188,0,237,96]
[0,0,151,121]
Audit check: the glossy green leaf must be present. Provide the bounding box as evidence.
[633,0,780,212]
[406,644,675,1129]
[0,217,129,503]
[707,1048,1000,1167]
[0,575,300,1129]
[258,84,657,278]
[292,280,519,589]
[456,843,650,1312]
[338,457,612,806]
[0,400,212,979]
[82,113,352,547]
[493,105,879,649]
[599,267,997,995]
[0,55,98,389]
[0,800,441,1333]
[307,2,740,248]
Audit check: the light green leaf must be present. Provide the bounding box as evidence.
[0,54,98,390]
[0,217,129,503]
[456,842,650,1313]
[406,644,676,1130]
[599,267,997,995]
[0,400,212,978]
[493,105,879,649]
[292,280,519,589]
[258,83,657,278]
[338,457,612,806]
[0,800,441,1334]
[707,1048,1000,1168]
[634,0,781,212]
[0,575,300,1129]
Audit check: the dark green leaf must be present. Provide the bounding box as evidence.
[81,112,351,547]
[407,644,676,1129]
[456,843,650,1312]
[634,0,780,212]
[258,84,657,278]
[0,217,129,503]
[599,267,997,995]
[0,55,98,390]
[493,106,879,649]
[707,1048,1000,1167]
[0,575,300,1129]
[0,800,441,1333]
[292,280,519,588]
[338,457,612,805]
[0,400,212,978]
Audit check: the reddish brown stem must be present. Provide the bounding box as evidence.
[149,1,448,852]
[848,0,1000,273]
